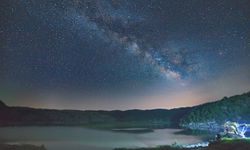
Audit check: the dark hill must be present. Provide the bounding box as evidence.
[0,91,250,130]
[180,92,250,130]
[0,104,191,128]
[0,100,7,107]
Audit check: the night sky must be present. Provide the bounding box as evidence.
[0,0,250,110]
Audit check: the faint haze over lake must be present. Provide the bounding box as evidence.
[0,127,205,150]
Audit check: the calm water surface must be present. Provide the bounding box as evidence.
[0,127,205,150]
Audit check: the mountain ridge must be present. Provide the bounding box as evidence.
[0,91,249,130]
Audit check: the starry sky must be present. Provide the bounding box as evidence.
[0,0,250,110]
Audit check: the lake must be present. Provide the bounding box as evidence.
[0,127,206,150]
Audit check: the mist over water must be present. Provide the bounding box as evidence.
[0,127,204,150]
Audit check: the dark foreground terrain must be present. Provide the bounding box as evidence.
[0,144,46,150]
[115,140,250,150]
[1,139,249,150]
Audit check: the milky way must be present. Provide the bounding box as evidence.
[0,0,250,109]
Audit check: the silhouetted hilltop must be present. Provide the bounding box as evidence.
[0,100,7,107]
[180,91,250,130]
[0,104,191,128]
[0,91,250,130]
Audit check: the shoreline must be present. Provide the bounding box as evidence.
[0,143,47,150]
[114,139,250,150]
